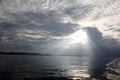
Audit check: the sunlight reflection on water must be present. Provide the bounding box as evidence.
[0,55,115,80]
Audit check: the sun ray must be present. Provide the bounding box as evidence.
[64,29,89,45]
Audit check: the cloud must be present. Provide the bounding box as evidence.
[0,10,80,52]
[114,29,120,32]
[83,27,120,50]
[63,4,94,20]
[0,0,119,53]
[84,27,103,44]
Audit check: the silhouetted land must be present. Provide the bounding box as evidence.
[0,77,73,80]
[0,52,51,56]
[24,77,73,80]
[0,51,120,57]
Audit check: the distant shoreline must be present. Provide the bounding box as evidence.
[0,52,120,57]
[0,52,50,56]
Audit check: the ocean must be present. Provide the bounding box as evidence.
[0,55,116,80]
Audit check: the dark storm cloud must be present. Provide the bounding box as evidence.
[0,22,19,41]
[40,22,78,36]
[0,9,80,52]
[84,27,102,43]
[9,11,79,36]
[83,27,120,50]
[102,38,119,47]
[0,22,18,29]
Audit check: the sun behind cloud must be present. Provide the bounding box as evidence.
[64,29,89,45]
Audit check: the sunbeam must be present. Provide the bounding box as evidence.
[60,29,90,49]
[66,29,88,45]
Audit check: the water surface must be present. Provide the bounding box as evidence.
[0,55,116,80]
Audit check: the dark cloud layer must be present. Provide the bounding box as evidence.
[85,27,102,43]
[85,27,120,47]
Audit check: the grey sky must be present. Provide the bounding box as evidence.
[0,0,120,54]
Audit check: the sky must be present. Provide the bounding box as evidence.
[0,0,120,55]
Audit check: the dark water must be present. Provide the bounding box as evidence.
[0,55,116,80]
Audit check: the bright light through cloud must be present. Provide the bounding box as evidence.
[78,21,95,27]
[64,29,89,45]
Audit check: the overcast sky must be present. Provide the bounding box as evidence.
[0,0,120,54]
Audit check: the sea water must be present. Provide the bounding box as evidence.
[0,55,116,80]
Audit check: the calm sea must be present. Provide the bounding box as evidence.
[0,55,116,80]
